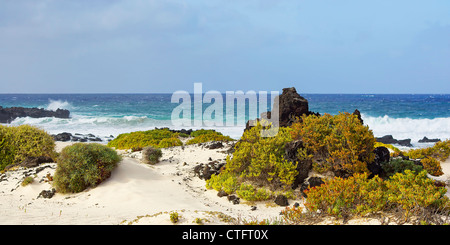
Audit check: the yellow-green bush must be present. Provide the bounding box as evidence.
[304,173,386,217]
[291,112,375,177]
[236,183,273,201]
[206,172,238,194]
[421,157,444,176]
[224,122,297,189]
[405,139,450,161]
[303,169,449,219]
[107,128,182,150]
[186,131,233,145]
[0,125,56,171]
[53,143,122,193]
[386,170,449,218]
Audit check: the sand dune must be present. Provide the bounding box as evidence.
[0,142,285,225]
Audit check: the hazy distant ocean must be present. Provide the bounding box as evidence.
[1,93,449,148]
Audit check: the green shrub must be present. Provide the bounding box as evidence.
[304,169,449,219]
[291,112,375,177]
[381,158,423,178]
[107,128,181,150]
[206,172,238,194]
[157,137,183,148]
[142,146,162,165]
[53,143,122,193]
[224,121,297,189]
[0,125,56,171]
[236,183,273,201]
[186,130,233,145]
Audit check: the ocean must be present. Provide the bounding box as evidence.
[1,93,449,149]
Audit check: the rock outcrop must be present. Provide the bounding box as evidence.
[0,106,70,123]
[245,87,319,131]
[375,135,412,147]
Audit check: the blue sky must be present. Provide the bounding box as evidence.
[0,0,449,93]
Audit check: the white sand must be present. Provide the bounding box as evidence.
[2,142,450,225]
[0,142,287,225]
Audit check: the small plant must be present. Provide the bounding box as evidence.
[53,143,122,193]
[21,176,34,186]
[142,147,163,165]
[170,211,180,224]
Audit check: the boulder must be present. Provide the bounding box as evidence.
[38,188,56,199]
[300,176,325,197]
[367,146,390,178]
[52,132,72,142]
[274,195,289,206]
[352,109,364,124]
[244,87,319,131]
[376,135,412,147]
[0,106,70,123]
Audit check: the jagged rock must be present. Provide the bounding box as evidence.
[217,190,228,197]
[274,195,289,206]
[300,177,325,197]
[0,106,69,124]
[244,87,319,131]
[376,135,412,147]
[284,140,312,189]
[206,141,224,149]
[418,137,441,143]
[368,146,390,178]
[352,109,364,124]
[52,132,72,142]
[4,156,54,170]
[38,188,56,199]
[193,161,226,180]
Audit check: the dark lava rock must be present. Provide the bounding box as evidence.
[418,137,441,143]
[0,106,69,124]
[274,195,289,206]
[38,188,56,199]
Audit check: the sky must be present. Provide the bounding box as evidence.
[0,0,449,94]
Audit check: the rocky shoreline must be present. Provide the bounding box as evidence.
[0,106,70,123]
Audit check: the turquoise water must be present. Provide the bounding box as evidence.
[1,93,449,145]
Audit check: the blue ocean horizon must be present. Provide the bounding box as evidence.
[1,93,449,148]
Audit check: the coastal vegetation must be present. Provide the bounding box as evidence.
[142,146,163,165]
[203,108,450,223]
[53,143,122,193]
[107,128,233,150]
[0,125,56,171]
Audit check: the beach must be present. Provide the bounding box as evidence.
[1,140,449,225]
[0,141,285,225]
